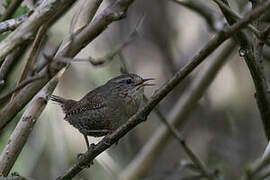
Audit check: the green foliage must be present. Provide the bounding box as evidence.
[12,6,28,18]
[3,0,12,8]
[0,31,11,41]
[0,0,29,19]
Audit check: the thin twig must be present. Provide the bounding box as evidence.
[11,23,50,100]
[56,2,270,178]
[151,100,216,180]
[246,141,270,179]
[70,0,103,34]
[217,0,270,140]
[0,45,26,91]
[212,0,270,46]
[55,27,138,66]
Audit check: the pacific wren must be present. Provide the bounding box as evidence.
[50,73,154,149]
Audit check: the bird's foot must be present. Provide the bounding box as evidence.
[77,143,96,168]
[77,153,93,168]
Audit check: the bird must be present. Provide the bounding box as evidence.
[50,73,154,150]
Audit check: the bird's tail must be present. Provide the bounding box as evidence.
[49,95,77,113]
[50,95,65,104]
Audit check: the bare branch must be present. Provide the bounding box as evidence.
[0,14,28,34]
[0,173,35,180]
[215,0,270,140]
[70,0,103,34]
[212,0,270,46]
[120,40,236,180]
[246,141,270,179]
[55,24,138,66]
[0,45,26,91]
[0,0,76,60]
[152,104,217,180]
[0,75,59,176]
[0,74,44,103]
[56,1,270,178]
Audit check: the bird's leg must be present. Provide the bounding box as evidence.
[77,135,95,168]
[83,134,90,150]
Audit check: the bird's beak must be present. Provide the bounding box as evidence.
[135,78,155,88]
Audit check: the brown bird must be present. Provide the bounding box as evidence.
[50,73,154,150]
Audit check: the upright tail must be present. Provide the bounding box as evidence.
[50,95,77,114]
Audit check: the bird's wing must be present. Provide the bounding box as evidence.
[65,86,106,117]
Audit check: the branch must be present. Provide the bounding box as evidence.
[152,103,217,180]
[0,0,24,21]
[57,1,270,178]
[0,14,28,34]
[0,45,26,91]
[54,25,138,66]
[70,0,103,34]
[0,0,135,131]
[212,0,270,46]
[0,74,44,102]
[0,173,35,180]
[214,0,270,140]
[119,40,236,180]
[246,141,270,179]
[0,0,77,130]
[0,75,59,176]
[0,0,75,60]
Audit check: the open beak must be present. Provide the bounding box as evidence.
[135,78,155,89]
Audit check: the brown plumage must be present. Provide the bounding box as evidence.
[50,73,154,149]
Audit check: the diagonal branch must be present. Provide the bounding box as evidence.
[0,75,60,176]
[152,103,216,180]
[212,0,270,46]
[0,14,28,34]
[57,1,270,179]
[214,0,270,140]
[119,40,236,180]
[0,0,76,61]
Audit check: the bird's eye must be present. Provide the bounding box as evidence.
[126,79,132,84]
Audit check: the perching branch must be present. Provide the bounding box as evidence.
[119,40,236,180]
[57,1,270,178]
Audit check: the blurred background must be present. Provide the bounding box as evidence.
[0,0,269,179]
